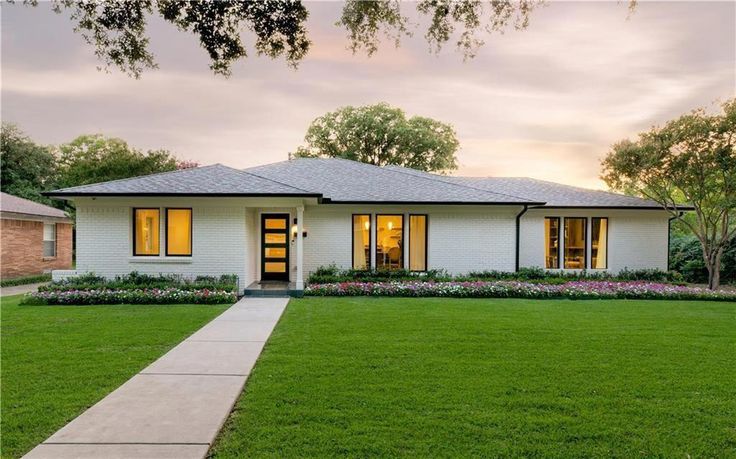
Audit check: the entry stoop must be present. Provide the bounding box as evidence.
[243,281,303,298]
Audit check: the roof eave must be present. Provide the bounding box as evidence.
[321,199,545,206]
[529,204,696,210]
[42,192,323,198]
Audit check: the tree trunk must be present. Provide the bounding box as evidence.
[705,247,723,290]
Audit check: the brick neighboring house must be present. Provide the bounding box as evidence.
[1,192,73,279]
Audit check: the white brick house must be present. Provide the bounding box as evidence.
[46,158,688,294]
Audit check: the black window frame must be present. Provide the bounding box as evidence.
[544,216,561,269]
[563,217,587,270]
[351,214,372,271]
[375,214,405,271]
[165,208,193,257]
[590,217,609,270]
[408,214,428,272]
[132,207,160,257]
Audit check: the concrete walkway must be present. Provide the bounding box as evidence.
[1,282,49,297]
[24,297,289,459]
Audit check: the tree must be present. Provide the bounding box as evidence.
[294,103,459,173]
[55,134,183,189]
[601,99,736,289]
[0,124,58,205]
[19,0,548,78]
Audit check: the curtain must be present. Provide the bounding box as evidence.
[409,216,426,271]
[595,219,608,269]
[353,217,367,269]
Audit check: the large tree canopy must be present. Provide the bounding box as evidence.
[54,134,185,189]
[294,103,459,173]
[1,125,195,213]
[0,124,57,205]
[21,0,546,78]
[601,99,736,289]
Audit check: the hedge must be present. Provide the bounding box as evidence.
[307,265,685,285]
[0,273,52,288]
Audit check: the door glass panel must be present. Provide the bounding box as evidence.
[264,262,287,273]
[264,233,286,244]
[376,215,403,270]
[265,247,286,258]
[564,218,586,269]
[265,218,287,229]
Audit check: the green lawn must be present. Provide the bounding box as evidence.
[211,297,736,458]
[0,295,229,458]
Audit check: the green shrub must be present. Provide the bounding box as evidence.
[307,265,686,285]
[39,271,239,293]
[0,273,52,288]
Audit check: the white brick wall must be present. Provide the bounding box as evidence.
[76,198,249,290]
[303,205,519,275]
[519,208,670,273]
[73,198,672,289]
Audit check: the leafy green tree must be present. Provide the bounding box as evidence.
[0,124,58,205]
[55,135,181,189]
[19,0,552,77]
[294,103,459,173]
[601,99,736,289]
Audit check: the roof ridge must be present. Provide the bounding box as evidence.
[51,163,224,193]
[384,165,542,203]
[229,167,316,194]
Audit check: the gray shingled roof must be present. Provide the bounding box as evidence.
[44,158,675,208]
[244,158,539,204]
[383,165,668,208]
[0,192,70,218]
[46,164,318,197]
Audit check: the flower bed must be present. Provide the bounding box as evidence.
[22,288,236,306]
[304,281,736,301]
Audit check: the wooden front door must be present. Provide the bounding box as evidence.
[261,214,290,281]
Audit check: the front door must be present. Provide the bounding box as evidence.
[261,214,290,281]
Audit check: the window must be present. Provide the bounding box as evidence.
[352,215,371,270]
[544,217,560,269]
[564,217,586,269]
[166,208,192,256]
[376,215,403,270]
[134,208,160,256]
[409,215,427,271]
[43,223,56,257]
[591,217,608,269]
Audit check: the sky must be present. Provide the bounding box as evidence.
[2,1,734,189]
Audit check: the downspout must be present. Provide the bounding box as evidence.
[515,204,529,272]
[667,211,684,271]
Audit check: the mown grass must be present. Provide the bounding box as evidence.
[0,295,228,458]
[211,297,736,458]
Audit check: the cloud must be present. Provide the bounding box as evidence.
[1,1,733,191]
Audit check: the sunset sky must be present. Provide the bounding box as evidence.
[2,1,734,189]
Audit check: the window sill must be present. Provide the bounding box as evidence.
[129,257,193,264]
[42,257,57,261]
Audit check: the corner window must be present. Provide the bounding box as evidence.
[134,208,160,256]
[409,215,427,271]
[376,215,403,270]
[352,214,371,270]
[591,217,608,269]
[43,223,56,257]
[544,217,560,269]
[166,208,192,256]
[564,217,586,269]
